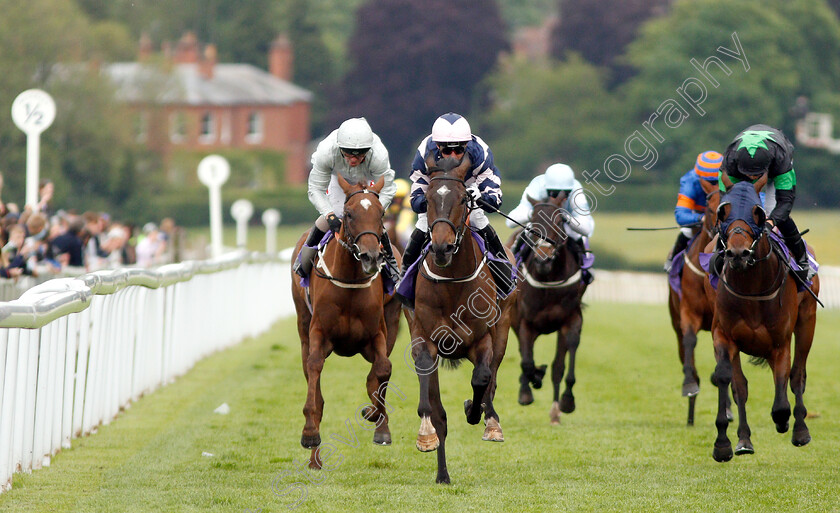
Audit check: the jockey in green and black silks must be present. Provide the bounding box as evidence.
[718,124,812,280]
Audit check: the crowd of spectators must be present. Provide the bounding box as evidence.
[0,174,180,283]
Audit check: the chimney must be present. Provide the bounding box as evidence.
[200,44,217,80]
[139,33,153,61]
[174,31,200,64]
[269,34,293,81]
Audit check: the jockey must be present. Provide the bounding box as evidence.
[507,163,595,284]
[402,112,514,296]
[293,117,400,283]
[663,150,722,272]
[716,124,812,280]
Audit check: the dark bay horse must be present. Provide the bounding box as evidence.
[667,178,731,425]
[407,156,516,484]
[290,175,402,467]
[509,196,588,424]
[710,174,819,462]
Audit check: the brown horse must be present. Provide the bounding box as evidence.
[709,173,819,462]
[290,175,402,467]
[407,156,515,484]
[509,196,588,424]
[667,178,732,425]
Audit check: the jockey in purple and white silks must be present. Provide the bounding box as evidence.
[507,163,595,284]
[401,112,514,296]
[293,117,399,283]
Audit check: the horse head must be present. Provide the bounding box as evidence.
[426,154,472,268]
[337,174,386,275]
[716,173,768,271]
[527,194,570,275]
[699,178,722,237]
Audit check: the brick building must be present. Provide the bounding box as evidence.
[104,32,312,184]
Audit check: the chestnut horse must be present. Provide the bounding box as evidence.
[290,176,402,467]
[709,174,819,462]
[510,196,588,424]
[667,178,732,425]
[407,156,515,484]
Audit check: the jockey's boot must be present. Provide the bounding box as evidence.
[293,226,325,278]
[400,228,427,276]
[787,236,811,282]
[478,225,516,297]
[664,232,691,272]
[568,236,594,285]
[379,231,400,284]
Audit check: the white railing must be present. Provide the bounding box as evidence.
[585,265,839,308]
[0,251,293,492]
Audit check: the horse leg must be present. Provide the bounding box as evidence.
[711,329,734,462]
[428,369,450,484]
[729,353,753,455]
[557,311,582,418]
[790,299,816,447]
[465,333,494,425]
[770,344,792,434]
[414,342,440,452]
[301,327,331,449]
[481,321,509,442]
[363,330,393,446]
[709,370,734,422]
[516,320,541,405]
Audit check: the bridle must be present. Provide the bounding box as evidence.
[528,202,568,263]
[717,211,783,300]
[428,175,470,254]
[336,188,383,261]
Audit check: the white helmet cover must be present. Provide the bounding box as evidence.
[544,163,576,190]
[431,112,472,144]
[336,118,374,149]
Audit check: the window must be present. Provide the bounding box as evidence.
[170,112,187,143]
[134,112,148,143]
[245,111,263,144]
[199,111,216,144]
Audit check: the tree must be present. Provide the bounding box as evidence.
[329,0,509,170]
[620,0,840,206]
[550,0,671,85]
[474,54,624,180]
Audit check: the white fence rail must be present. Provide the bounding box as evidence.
[0,251,293,493]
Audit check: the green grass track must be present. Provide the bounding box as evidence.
[2,303,840,512]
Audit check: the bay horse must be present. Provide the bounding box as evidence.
[510,195,588,424]
[667,178,732,425]
[710,173,819,462]
[290,175,402,467]
[407,156,516,484]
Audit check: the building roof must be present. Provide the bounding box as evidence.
[104,62,312,106]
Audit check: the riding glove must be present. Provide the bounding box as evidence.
[326,213,342,233]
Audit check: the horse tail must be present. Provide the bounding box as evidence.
[440,357,464,370]
[748,356,769,368]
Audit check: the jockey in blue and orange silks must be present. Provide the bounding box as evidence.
[664,150,722,271]
[400,112,514,297]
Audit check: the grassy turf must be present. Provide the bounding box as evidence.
[191,209,840,271]
[2,303,839,512]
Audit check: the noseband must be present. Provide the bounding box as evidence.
[338,188,383,260]
[428,175,469,253]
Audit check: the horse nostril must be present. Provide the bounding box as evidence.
[740,249,751,259]
[445,243,456,254]
[725,249,734,259]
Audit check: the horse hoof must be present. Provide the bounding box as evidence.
[734,441,754,455]
[416,433,439,452]
[560,394,575,414]
[301,433,321,449]
[362,406,377,421]
[792,432,811,447]
[519,389,534,406]
[713,444,733,462]
[682,381,700,397]
[531,365,547,389]
[549,401,561,425]
[776,421,790,434]
[373,431,392,446]
[464,399,481,425]
[482,418,504,442]
[436,472,451,484]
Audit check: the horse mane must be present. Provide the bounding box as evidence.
[426,155,471,180]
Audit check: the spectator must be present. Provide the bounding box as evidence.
[135,222,166,267]
[1,225,31,279]
[51,216,85,270]
[82,211,110,270]
[37,179,54,216]
[0,171,8,218]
